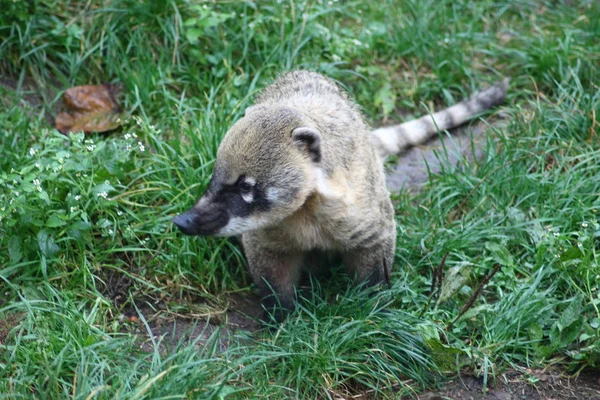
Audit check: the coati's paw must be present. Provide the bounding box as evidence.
[259,295,295,325]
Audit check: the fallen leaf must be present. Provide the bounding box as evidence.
[55,83,123,134]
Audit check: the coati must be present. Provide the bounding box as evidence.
[173,70,508,321]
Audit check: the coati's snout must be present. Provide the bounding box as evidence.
[172,200,230,236]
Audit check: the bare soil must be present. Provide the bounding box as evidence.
[418,369,600,400]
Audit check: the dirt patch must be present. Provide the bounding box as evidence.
[0,76,61,124]
[417,369,600,400]
[121,292,262,353]
[0,312,24,346]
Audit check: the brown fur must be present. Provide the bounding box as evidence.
[173,70,507,322]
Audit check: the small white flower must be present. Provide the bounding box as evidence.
[126,145,132,152]
[37,186,42,192]
[553,232,559,237]
[87,145,96,151]
[97,192,108,199]
[14,192,19,197]
[35,163,41,169]
[117,210,123,216]
[10,199,14,205]
[124,133,131,140]
[582,222,589,228]
[65,153,70,158]
[1,207,5,212]
[58,158,64,164]
[33,179,40,186]
[74,195,81,201]
[108,229,114,235]
[132,132,138,139]
[138,142,145,152]
[76,173,81,177]
[70,206,77,212]
[29,148,37,156]
[352,39,362,46]
[85,139,94,144]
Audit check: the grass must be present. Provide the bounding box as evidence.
[1,0,599,398]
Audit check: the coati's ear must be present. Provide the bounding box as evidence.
[291,127,321,163]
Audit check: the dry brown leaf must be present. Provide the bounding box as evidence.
[55,83,123,134]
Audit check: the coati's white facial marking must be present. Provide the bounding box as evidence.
[314,168,340,198]
[240,176,255,203]
[266,187,282,202]
[216,215,267,237]
[241,192,254,203]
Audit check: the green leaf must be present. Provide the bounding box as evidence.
[528,323,543,341]
[46,214,67,228]
[558,296,583,330]
[8,236,22,263]
[374,82,396,116]
[485,242,514,267]
[38,191,50,203]
[560,245,584,262]
[91,183,115,195]
[71,221,92,231]
[550,297,585,348]
[37,229,60,257]
[425,338,466,371]
[185,28,203,43]
[438,265,470,303]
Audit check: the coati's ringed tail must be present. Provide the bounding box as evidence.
[372,78,509,158]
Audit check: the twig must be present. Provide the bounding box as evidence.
[419,252,449,317]
[447,263,502,331]
[430,252,448,301]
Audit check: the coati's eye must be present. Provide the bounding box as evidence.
[239,181,253,193]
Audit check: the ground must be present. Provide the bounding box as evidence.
[1,1,599,399]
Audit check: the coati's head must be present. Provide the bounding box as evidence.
[173,105,322,237]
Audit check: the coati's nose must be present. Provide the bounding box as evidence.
[172,212,196,235]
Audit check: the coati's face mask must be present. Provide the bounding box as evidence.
[172,107,322,237]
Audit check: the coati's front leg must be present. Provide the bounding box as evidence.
[342,235,396,288]
[242,234,303,322]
